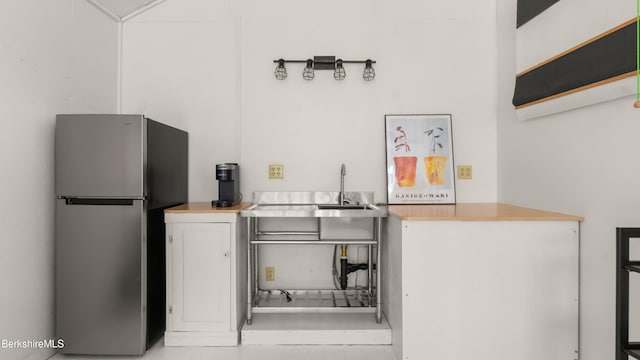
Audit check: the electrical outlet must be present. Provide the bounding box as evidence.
[269,164,284,179]
[457,165,473,180]
[266,266,275,281]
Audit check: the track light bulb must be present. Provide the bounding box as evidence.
[363,59,375,81]
[274,59,287,80]
[334,59,346,80]
[303,59,314,80]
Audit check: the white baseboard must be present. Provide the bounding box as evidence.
[240,313,392,345]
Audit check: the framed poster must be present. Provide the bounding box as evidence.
[385,114,456,204]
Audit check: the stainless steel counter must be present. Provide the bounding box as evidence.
[242,191,383,325]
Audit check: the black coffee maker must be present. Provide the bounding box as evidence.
[212,163,240,207]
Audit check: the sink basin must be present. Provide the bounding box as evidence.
[315,203,381,218]
[316,204,373,210]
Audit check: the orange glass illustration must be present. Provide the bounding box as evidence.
[424,156,447,185]
[393,156,417,187]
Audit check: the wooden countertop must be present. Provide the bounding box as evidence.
[165,202,582,221]
[388,203,583,221]
[165,202,251,214]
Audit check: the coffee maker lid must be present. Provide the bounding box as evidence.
[216,163,238,170]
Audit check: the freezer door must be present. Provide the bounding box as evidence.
[55,114,146,197]
[55,199,146,355]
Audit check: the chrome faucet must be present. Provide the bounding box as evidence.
[339,163,346,205]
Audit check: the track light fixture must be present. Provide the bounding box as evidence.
[273,56,376,81]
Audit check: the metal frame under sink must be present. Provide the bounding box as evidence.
[240,191,385,325]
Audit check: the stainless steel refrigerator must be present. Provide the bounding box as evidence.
[55,114,187,355]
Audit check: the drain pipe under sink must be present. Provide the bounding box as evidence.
[340,245,348,290]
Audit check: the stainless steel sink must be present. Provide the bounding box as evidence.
[243,191,385,325]
[241,203,384,218]
[240,191,386,218]
[316,204,372,210]
[241,204,317,218]
[315,203,382,218]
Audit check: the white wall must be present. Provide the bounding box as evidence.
[0,1,117,359]
[120,0,499,296]
[7,0,627,358]
[121,9,240,200]
[498,0,637,359]
[122,0,499,204]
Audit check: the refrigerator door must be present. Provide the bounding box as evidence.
[55,114,146,198]
[55,199,146,355]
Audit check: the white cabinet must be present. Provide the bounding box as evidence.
[383,204,582,360]
[164,205,246,346]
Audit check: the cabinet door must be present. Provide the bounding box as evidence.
[169,223,231,332]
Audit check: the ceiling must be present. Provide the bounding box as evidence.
[90,0,160,19]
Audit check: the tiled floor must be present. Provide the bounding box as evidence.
[50,340,396,360]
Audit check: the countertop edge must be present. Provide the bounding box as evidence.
[165,202,251,214]
[388,203,584,222]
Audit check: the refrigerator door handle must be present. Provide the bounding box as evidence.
[63,198,141,206]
